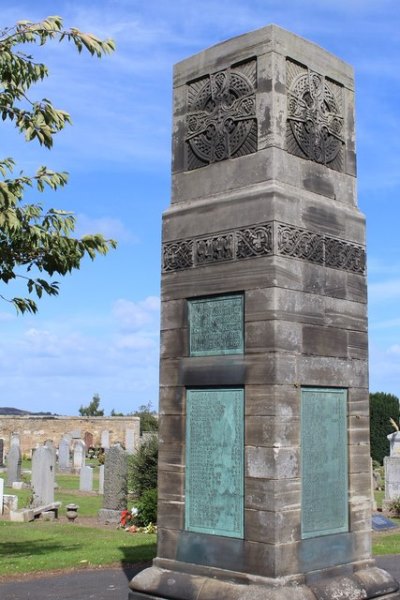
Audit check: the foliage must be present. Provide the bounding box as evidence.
[128,435,158,499]
[111,408,124,416]
[385,496,400,517]
[131,402,159,434]
[370,392,400,464]
[134,488,157,526]
[79,393,104,416]
[0,16,116,314]
[0,521,156,577]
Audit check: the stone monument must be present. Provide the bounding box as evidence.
[0,438,4,466]
[98,445,128,523]
[31,444,55,507]
[6,443,21,486]
[384,431,400,504]
[129,24,399,600]
[58,436,71,471]
[72,440,86,471]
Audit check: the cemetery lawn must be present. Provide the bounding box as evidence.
[0,521,156,578]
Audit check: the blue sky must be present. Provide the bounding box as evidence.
[1,0,400,415]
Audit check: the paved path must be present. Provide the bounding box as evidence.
[0,558,399,600]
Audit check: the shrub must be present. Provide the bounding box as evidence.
[135,488,158,526]
[128,435,158,498]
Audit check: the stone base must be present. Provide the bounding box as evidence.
[128,565,400,600]
[98,508,121,524]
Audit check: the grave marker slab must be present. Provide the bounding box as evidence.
[6,444,21,486]
[98,445,128,523]
[73,440,86,471]
[58,437,71,471]
[31,445,55,507]
[0,438,4,466]
[79,465,93,492]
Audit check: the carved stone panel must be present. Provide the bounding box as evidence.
[185,388,244,538]
[188,294,244,356]
[185,59,257,170]
[286,59,344,171]
[301,387,348,539]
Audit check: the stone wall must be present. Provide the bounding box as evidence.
[0,416,140,457]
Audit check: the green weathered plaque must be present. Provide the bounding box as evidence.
[301,387,348,539]
[188,294,244,356]
[185,388,244,538]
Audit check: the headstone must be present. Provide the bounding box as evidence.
[387,431,400,456]
[99,464,104,495]
[6,443,21,486]
[125,428,136,454]
[84,431,94,449]
[31,445,55,507]
[384,455,400,501]
[0,438,4,466]
[58,437,71,471]
[72,440,86,471]
[98,445,128,522]
[128,24,398,600]
[371,458,378,511]
[71,430,81,440]
[101,430,110,449]
[10,433,20,447]
[79,465,93,492]
[0,477,4,515]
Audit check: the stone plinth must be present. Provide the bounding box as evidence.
[129,24,399,600]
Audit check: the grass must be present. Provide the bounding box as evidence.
[0,521,156,577]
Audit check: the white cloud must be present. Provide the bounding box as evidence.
[75,214,136,243]
[112,296,160,331]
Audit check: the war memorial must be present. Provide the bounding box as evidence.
[129,25,400,600]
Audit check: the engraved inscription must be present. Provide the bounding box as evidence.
[185,388,244,538]
[188,294,243,356]
[301,388,348,539]
[287,59,344,171]
[186,59,257,170]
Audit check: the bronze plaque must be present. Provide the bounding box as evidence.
[185,388,244,538]
[188,294,244,356]
[301,387,348,539]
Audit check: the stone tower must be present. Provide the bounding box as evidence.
[129,25,399,600]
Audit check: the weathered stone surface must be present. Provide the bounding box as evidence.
[79,465,93,492]
[31,445,55,507]
[102,445,128,511]
[129,22,395,600]
[6,443,21,486]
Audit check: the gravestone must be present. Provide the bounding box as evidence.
[388,431,400,456]
[6,443,21,486]
[0,477,3,515]
[129,24,399,600]
[58,437,71,471]
[125,428,136,454]
[10,433,20,447]
[99,464,104,494]
[98,445,128,523]
[31,445,55,507]
[84,431,94,449]
[0,438,4,466]
[72,440,86,471]
[384,456,400,501]
[101,430,110,449]
[79,465,93,492]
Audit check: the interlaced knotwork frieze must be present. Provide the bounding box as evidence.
[185,59,257,170]
[236,224,272,258]
[163,240,193,271]
[286,59,344,171]
[162,222,365,275]
[277,224,324,264]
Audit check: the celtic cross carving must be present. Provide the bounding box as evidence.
[185,60,257,170]
[286,60,344,170]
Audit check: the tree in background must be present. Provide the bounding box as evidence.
[131,402,158,435]
[79,393,104,417]
[0,16,116,314]
[370,392,400,464]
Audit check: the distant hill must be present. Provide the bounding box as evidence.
[0,407,56,416]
